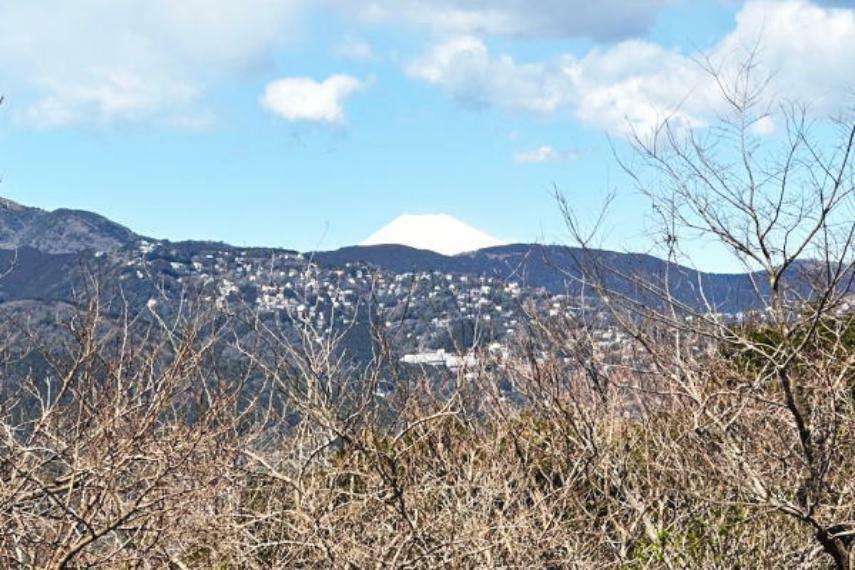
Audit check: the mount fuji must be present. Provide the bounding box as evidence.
[360,214,505,256]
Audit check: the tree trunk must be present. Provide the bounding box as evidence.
[817,528,851,570]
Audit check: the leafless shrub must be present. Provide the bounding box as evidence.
[0,53,851,569]
[558,49,854,569]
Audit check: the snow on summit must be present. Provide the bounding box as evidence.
[361,214,505,256]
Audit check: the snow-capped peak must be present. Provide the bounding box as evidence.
[361,214,505,256]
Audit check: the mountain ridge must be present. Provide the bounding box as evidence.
[0,196,845,314]
[310,242,783,313]
[0,199,139,254]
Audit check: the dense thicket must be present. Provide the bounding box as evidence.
[1,56,853,569]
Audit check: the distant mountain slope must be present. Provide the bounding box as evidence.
[0,247,81,302]
[0,198,137,254]
[312,243,833,313]
[0,197,845,315]
[312,244,455,272]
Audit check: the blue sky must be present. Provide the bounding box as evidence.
[0,0,852,271]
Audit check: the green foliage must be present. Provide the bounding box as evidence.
[724,312,854,375]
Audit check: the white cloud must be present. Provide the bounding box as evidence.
[406,35,705,134]
[334,38,375,62]
[2,0,852,135]
[569,41,711,135]
[261,75,365,124]
[715,0,855,114]
[20,70,199,128]
[406,1,855,136]
[0,0,304,127]
[514,145,576,164]
[334,0,671,41]
[750,115,777,136]
[407,36,573,114]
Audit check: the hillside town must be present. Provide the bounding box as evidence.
[114,238,769,373]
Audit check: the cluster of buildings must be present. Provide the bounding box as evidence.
[119,241,629,357]
[116,239,798,372]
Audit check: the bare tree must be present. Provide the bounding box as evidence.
[559,50,854,569]
[0,54,851,568]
